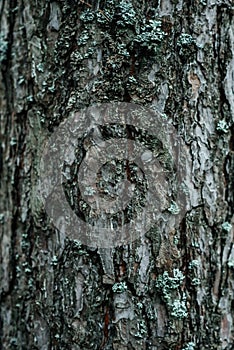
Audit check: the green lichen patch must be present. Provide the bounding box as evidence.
[155,269,188,319]
[182,342,195,350]
[0,34,8,62]
[177,33,197,58]
[112,281,127,293]
[116,1,137,27]
[217,120,229,133]
[168,201,180,215]
[79,9,95,23]
[188,259,199,269]
[227,259,234,268]
[135,19,166,53]
[221,221,232,232]
[155,269,184,301]
[170,299,188,319]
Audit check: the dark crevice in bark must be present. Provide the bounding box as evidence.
[0,0,18,304]
[1,0,17,111]
[224,126,234,218]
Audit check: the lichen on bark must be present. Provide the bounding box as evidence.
[0,0,234,349]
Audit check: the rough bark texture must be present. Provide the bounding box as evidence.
[0,0,234,349]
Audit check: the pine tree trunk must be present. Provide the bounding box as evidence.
[1,1,233,349]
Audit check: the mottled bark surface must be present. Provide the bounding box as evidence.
[0,0,234,349]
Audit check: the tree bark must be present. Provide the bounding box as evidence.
[0,0,234,349]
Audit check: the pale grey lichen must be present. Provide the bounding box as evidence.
[170,299,188,319]
[72,240,88,256]
[227,259,234,268]
[216,120,229,133]
[10,137,17,146]
[0,34,8,62]
[117,42,130,57]
[26,95,33,102]
[77,30,90,46]
[191,277,201,286]
[168,201,180,215]
[156,269,187,319]
[182,342,195,350]
[188,260,199,269]
[128,76,137,84]
[116,1,136,27]
[177,33,195,47]
[51,255,58,266]
[36,63,44,72]
[221,222,232,232]
[10,338,18,346]
[177,33,196,55]
[112,281,127,293]
[135,320,147,338]
[155,269,184,302]
[73,240,82,249]
[161,112,168,120]
[96,10,113,25]
[79,9,95,23]
[84,186,96,196]
[137,302,143,309]
[145,303,157,320]
[135,19,165,51]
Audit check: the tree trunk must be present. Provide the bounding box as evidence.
[0,1,233,349]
